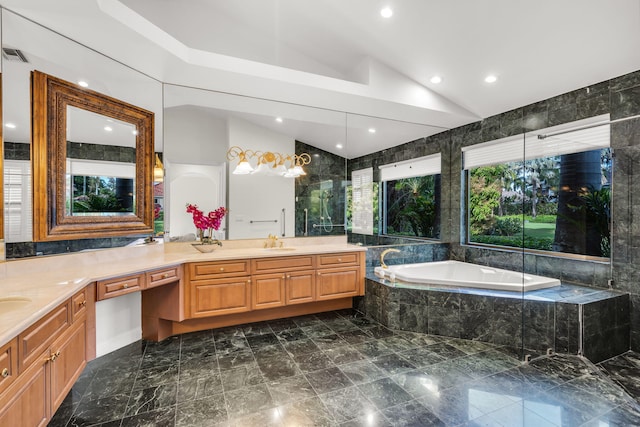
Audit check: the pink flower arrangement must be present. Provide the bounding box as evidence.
[186,204,227,245]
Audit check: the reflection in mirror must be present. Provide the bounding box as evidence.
[2,10,163,257]
[31,70,154,241]
[163,84,347,241]
[66,106,137,217]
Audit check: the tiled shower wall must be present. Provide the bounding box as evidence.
[348,69,640,350]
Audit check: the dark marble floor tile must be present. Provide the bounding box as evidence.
[339,360,387,385]
[252,343,288,361]
[226,407,282,427]
[120,405,177,427]
[499,364,562,395]
[48,390,81,427]
[214,336,250,355]
[582,403,640,427]
[125,382,177,417]
[313,333,350,351]
[176,393,227,426]
[395,331,447,347]
[472,401,559,427]
[68,393,130,427]
[568,372,638,408]
[219,362,264,392]
[529,354,595,382]
[376,335,416,353]
[277,396,336,426]
[291,314,323,328]
[349,316,377,328]
[449,350,519,379]
[338,328,375,345]
[361,325,395,339]
[419,360,475,390]
[417,385,479,426]
[397,347,446,368]
[217,349,256,370]
[326,318,361,333]
[301,324,335,338]
[241,322,273,337]
[282,337,321,357]
[257,355,301,381]
[274,327,307,342]
[140,346,180,370]
[447,338,498,355]
[381,399,445,427]
[353,340,394,359]
[424,341,468,360]
[320,385,378,423]
[224,383,274,418]
[305,366,353,394]
[357,377,413,410]
[212,326,244,341]
[179,355,218,380]
[267,318,298,332]
[133,364,179,391]
[339,410,391,427]
[391,369,443,399]
[178,374,224,402]
[246,332,280,348]
[323,345,367,365]
[533,382,617,424]
[84,369,136,400]
[180,342,217,360]
[372,353,416,375]
[266,374,317,406]
[291,350,335,372]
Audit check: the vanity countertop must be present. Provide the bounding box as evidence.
[0,236,365,347]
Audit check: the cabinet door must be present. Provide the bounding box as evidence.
[0,353,49,427]
[286,270,315,305]
[252,274,286,310]
[190,277,251,318]
[316,267,360,300]
[50,320,87,411]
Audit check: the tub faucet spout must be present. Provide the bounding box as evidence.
[380,248,401,269]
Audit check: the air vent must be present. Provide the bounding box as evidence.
[2,48,28,63]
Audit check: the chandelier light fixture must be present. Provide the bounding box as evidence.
[226,146,311,178]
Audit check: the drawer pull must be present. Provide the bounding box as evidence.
[48,351,61,362]
[338,258,342,262]
[282,275,286,280]
[123,283,129,289]
[247,279,251,284]
[1,368,8,378]
[162,274,169,279]
[220,268,225,272]
[79,300,87,307]
[286,275,291,279]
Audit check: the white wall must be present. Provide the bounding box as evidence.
[228,117,295,239]
[95,292,141,357]
[164,106,228,164]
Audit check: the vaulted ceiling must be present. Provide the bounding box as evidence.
[2,0,639,157]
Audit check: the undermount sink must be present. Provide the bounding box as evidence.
[262,247,297,251]
[0,296,32,312]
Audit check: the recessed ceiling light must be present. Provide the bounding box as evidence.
[484,75,498,83]
[380,7,393,18]
[78,81,89,88]
[368,128,376,134]
[104,126,113,132]
[275,117,283,123]
[430,75,442,84]
[5,123,16,129]
[336,143,343,149]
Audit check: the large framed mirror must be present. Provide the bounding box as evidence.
[31,70,154,240]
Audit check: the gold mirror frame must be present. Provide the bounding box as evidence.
[31,70,154,241]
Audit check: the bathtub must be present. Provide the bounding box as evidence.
[375,260,560,292]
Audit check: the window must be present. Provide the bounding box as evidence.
[380,154,441,239]
[4,160,32,242]
[463,115,611,257]
[351,168,373,235]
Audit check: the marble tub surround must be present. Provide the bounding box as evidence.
[48,309,640,426]
[364,274,630,363]
[0,235,363,348]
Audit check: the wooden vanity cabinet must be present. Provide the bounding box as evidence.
[187,260,251,318]
[0,286,92,426]
[251,256,315,309]
[97,273,144,300]
[316,253,364,300]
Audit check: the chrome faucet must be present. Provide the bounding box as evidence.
[380,248,401,269]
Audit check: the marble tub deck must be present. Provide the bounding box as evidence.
[49,309,640,427]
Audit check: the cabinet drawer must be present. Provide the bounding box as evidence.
[190,277,251,318]
[252,256,314,273]
[317,252,359,267]
[0,339,17,395]
[71,288,88,322]
[18,301,70,373]
[146,265,182,289]
[189,260,250,280]
[97,274,143,300]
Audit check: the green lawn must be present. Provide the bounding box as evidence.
[524,220,555,240]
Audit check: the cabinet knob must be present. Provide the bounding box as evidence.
[1,368,8,378]
[282,275,286,280]
[162,274,169,279]
[220,268,225,272]
[287,275,291,279]
[123,283,129,289]
[247,279,251,284]
[79,300,87,307]
[338,258,342,262]
[317,272,321,276]
[48,351,61,362]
